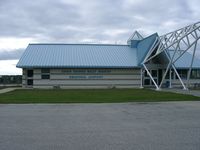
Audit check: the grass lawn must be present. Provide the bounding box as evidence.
[0,89,199,104]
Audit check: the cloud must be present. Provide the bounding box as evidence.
[0,0,200,74]
[0,60,21,75]
[0,49,24,60]
[0,0,199,44]
[0,37,34,50]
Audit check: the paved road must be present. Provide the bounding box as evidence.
[0,102,200,150]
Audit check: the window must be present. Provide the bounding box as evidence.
[165,70,170,79]
[144,71,148,77]
[27,79,33,85]
[27,70,33,77]
[154,79,158,84]
[0,78,3,84]
[151,70,157,77]
[41,69,50,79]
[144,79,150,85]
[176,69,187,79]
[191,69,200,79]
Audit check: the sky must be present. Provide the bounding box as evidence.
[0,0,200,75]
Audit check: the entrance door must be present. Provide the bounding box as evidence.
[144,70,158,86]
[158,69,163,85]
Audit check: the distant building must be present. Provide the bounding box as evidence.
[17,25,200,89]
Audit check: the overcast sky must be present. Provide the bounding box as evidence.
[0,0,200,74]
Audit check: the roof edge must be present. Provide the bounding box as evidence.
[28,43,129,46]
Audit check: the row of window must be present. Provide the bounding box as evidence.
[176,69,200,79]
[27,69,50,79]
[191,69,200,79]
[144,69,200,80]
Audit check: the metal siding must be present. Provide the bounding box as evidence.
[33,80,141,85]
[49,75,141,80]
[17,44,138,68]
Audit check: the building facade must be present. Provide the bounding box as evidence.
[23,68,141,88]
[17,26,200,89]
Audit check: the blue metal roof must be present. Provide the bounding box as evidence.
[137,33,158,65]
[16,34,200,69]
[169,51,200,69]
[17,44,138,68]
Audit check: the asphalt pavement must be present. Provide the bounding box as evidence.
[0,102,200,150]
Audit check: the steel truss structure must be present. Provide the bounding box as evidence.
[142,22,200,90]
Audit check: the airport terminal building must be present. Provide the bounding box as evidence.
[17,23,200,89]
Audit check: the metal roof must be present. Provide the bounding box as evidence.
[16,34,200,69]
[169,51,200,69]
[137,33,158,65]
[17,44,138,68]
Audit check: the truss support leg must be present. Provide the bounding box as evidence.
[140,69,144,88]
[159,43,180,89]
[143,64,160,90]
[159,63,171,89]
[186,42,197,88]
[169,68,172,88]
[172,65,187,90]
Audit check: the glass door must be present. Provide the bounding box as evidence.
[144,70,158,86]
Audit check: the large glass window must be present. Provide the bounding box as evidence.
[144,79,150,85]
[191,69,200,79]
[165,70,174,79]
[176,69,187,79]
[144,71,148,77]
[151,70,157,77]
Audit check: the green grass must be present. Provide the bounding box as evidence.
[0,89,199,104]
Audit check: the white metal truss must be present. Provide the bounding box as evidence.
[127,31,143,42]
[142,22,200,90]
